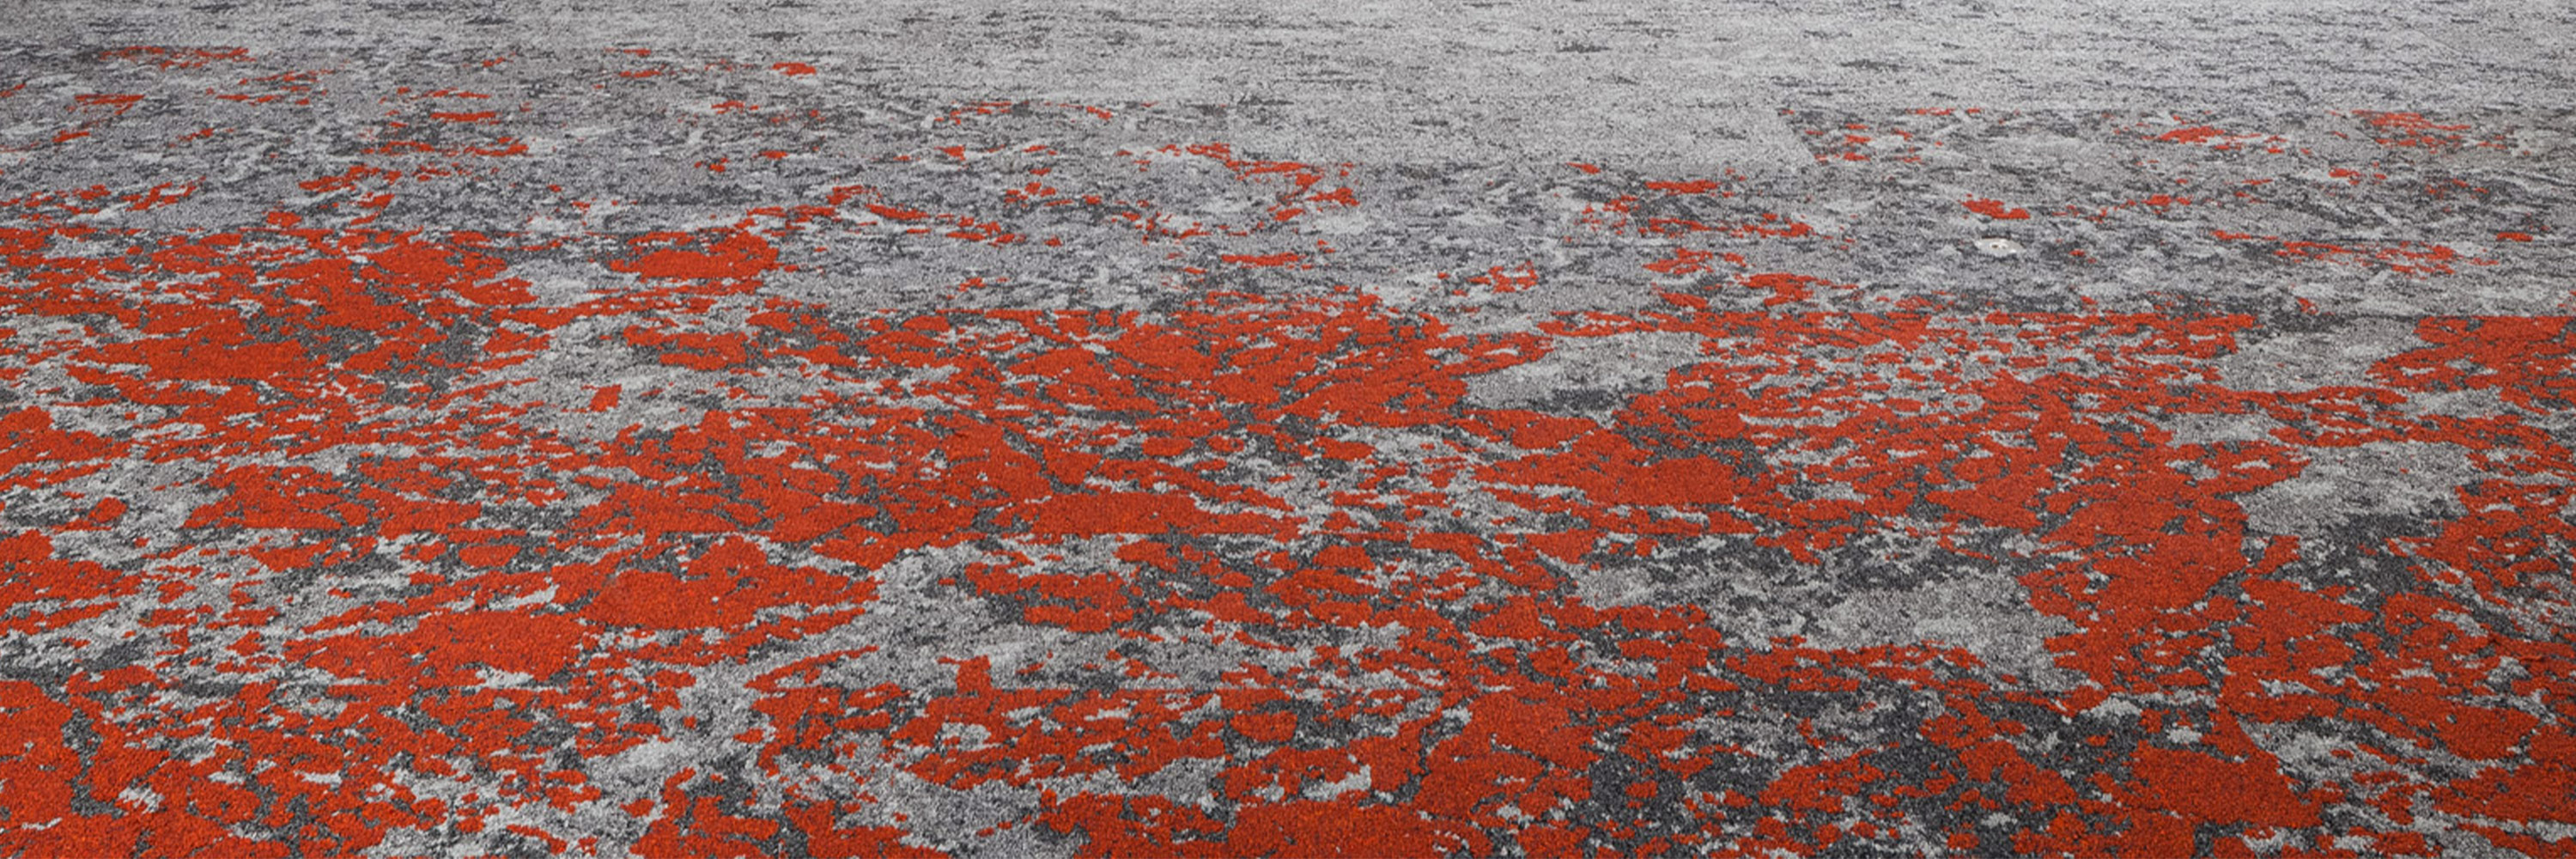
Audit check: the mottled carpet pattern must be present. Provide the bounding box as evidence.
[2,26,2574,859]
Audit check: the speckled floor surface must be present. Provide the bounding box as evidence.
[3,3,2573,856]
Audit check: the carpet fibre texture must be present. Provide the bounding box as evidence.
[3,3,2575,856]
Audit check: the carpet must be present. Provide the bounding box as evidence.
[3,3,2573,856]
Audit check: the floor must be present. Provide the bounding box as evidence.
[3,3,2573,856]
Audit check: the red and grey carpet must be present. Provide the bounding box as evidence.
[3,3,2573,856]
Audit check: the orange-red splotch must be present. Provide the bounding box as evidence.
[2157,125,2230,143]
[607,228,781,284]
[1963,198,2032,220]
